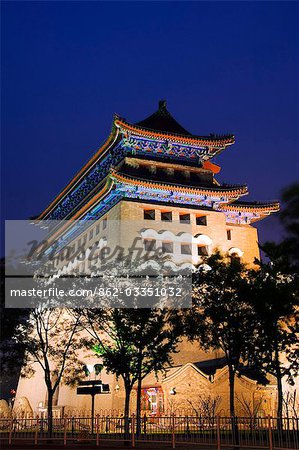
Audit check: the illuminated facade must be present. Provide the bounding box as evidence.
[16,101,279,416]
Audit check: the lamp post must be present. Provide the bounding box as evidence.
[77,365,109,434]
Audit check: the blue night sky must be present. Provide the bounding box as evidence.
[2,1,299,244]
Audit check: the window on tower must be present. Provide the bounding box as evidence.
[179,213,191,224]
[196,216,207,226]
[103,218,107,229]
[144,209,155,220]
[162,241,173,253]
[227,229,232,240]
[161,211,172,222]
[181,243,192,255]
[198,246,209,256]
[144,239,156,252]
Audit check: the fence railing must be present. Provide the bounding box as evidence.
[0,415,298,449]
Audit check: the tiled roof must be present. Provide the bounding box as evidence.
[194,358,268,384]
[220,201,280,213]
[111,169,248,198]
[116,101,235,146]
[136,100,192,135]
[194,357,226,376]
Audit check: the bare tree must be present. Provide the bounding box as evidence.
[236,394,264,418]
[187,395,222,426]
[282,390,298,419]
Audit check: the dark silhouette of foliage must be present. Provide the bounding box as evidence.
[0,258,29,399]
[82,308,181,437]
[247,257,299,424]
[14,307,83,436]
[186,252,257,419]
[254,182,299,423]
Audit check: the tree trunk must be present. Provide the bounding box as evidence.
[228,366,239,447]
[124,383,131,444]
[274,345,283,430]
[136,348,142,437]
[47,388,53,438]
[228,366,235,417]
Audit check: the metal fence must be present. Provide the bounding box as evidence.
[0,415,298,448]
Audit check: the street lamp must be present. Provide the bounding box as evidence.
[78,364,110,434]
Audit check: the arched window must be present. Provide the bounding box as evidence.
[228,247,243,262]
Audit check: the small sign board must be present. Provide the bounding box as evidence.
[76,379,110,434]
[76,380,110,396]
[77,386,103,395]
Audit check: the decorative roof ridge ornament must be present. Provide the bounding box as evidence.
[158,99,167,112]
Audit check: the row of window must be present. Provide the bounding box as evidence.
[144,210,232,240]
[75,218,107,248]
[56,210,232,268]
[144,239,209,256]
[55,218,108,266]
[144,209,207,226]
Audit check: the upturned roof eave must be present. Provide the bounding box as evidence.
[115,116,235,147]
[219,201,280,213]
[37,123,120,220]
[110,169,248,197]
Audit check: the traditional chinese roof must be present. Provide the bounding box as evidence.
[194,357,227,376]
[44,168,248,243]
[219,201,279,224]
[124,100,235,146]
[37,127,120,220]
[36,102,278,225]
[118,157,217,188]
[110,169,248,199]
[40,168,278,252]
[219,201,280,213]
[136,100,192,135]
[115,109,235,148]
[38,104,232,221]
[194,358,268,384]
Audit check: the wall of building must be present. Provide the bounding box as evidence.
[118,200,260,267]
[13,200,267,417]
